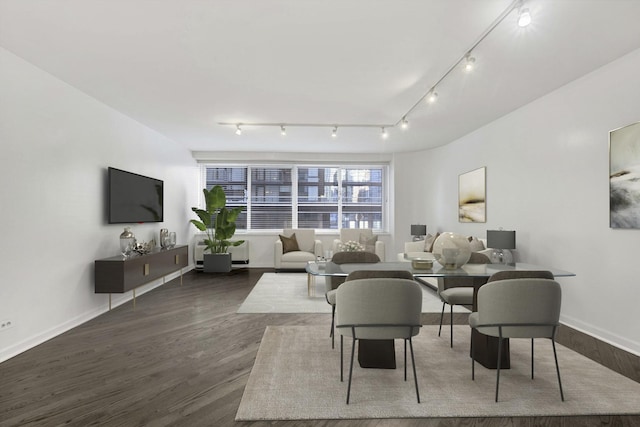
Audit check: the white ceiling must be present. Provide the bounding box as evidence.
[2,0,640,155]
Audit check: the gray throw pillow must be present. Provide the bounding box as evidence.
[279,233,300,254]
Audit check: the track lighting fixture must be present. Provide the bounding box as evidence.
[464,54,476,72]
[518,7,531,27]
[219,1,529,139]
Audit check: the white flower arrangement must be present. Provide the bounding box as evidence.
[341,240,364,252]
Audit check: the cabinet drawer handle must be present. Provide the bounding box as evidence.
[175,255,180,264]
[143,263,150,276]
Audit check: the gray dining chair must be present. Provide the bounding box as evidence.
[325,251,380,348]
[469,277,564,402]
[336,277,423,404]
[437,277,474,348]
[439,268,556,348]
[437,252,490,347]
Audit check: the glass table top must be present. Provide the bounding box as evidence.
[306,261,575,278]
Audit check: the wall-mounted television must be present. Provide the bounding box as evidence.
[108,167,164,224]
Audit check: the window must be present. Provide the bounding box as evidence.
[201,164,387,231]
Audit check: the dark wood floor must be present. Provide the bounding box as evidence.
[1,268,638,427]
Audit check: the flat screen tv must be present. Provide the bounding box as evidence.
[108,167,164,224]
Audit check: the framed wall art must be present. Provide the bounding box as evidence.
[458,166,486,223]
[610,121,640,229]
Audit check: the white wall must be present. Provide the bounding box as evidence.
[394,47,640,355]
[0,48,199,362]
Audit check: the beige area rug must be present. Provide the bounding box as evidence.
[236,325,640,420]
[237,272,467,314]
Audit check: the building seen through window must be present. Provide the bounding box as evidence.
[203,164,386,231]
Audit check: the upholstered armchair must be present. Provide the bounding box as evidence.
[274,228,323,271]
[470,276,564,402]
[332,229,385,260]
[336,277,422,404]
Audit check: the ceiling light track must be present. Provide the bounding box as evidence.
[219,0,528,137]
[395,0,526,127]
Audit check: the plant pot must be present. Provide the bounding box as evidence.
[203,253,232,273]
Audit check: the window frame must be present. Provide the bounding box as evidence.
[199,163,389,232]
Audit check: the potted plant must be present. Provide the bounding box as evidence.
[191,185,244,273]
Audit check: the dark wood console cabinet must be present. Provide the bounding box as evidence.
[95,245,188,308]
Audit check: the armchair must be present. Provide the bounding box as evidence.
[274,228,323,271]
[332,229,385,260]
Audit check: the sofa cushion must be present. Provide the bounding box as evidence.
[279,233,300,254]
[359,234,378,253]
[404,240,426,253]
[468,236,485,252]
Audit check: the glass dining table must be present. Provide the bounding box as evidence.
[306,260,575,369]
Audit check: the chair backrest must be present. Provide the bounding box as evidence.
[336,278,422,340]
[340,228,372,243]
[346,270,414,281]
[476,278,561,338]
[282,228,316,253]
[332,251,381,264]
[327,252,381,291]
[487,269,554,282]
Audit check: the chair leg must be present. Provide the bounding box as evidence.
[438,302,445,336]
[404,339,407,381]
[495,328,503,402]
[346,337,356,404]
[471,329,475,380]
[552,337,565,402]
[409,337,420,403]
[340,334,344,382]
[450,304,454,348]
[531,338,535,379]
[331,305,335,349]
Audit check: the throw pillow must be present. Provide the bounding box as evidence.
[279,233,300,254]
[468,236,485,252]
[359,234,378,253]
[426,232,440,252]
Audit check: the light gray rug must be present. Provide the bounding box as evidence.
[237,272,467,314]
[236,325,640,420]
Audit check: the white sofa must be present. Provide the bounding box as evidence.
[274,228,323,271]
[332,228,385,260]
[397,233,495,263]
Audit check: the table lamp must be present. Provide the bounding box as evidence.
[411,224,427,241]
[487,229,516,264]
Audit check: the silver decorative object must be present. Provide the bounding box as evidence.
[119,227,135,258]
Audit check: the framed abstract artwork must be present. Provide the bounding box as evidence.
[610,121,640,228]
[458,166,486,223]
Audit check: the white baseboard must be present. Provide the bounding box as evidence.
[0,265,194,364]
[560,313,640,357]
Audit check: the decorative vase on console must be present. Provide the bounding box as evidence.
[119,227,136,259]
[160,228,169,249]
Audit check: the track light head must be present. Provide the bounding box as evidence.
[280,125,286,136]
[401,117,409,129]
[235,124,242,135]
[427,90,438,104]
[331,126,338,138]
[464,55,476,72]
[518,7,531,27]
[381,127,388,139]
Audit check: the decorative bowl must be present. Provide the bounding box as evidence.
[411,259,434,270]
